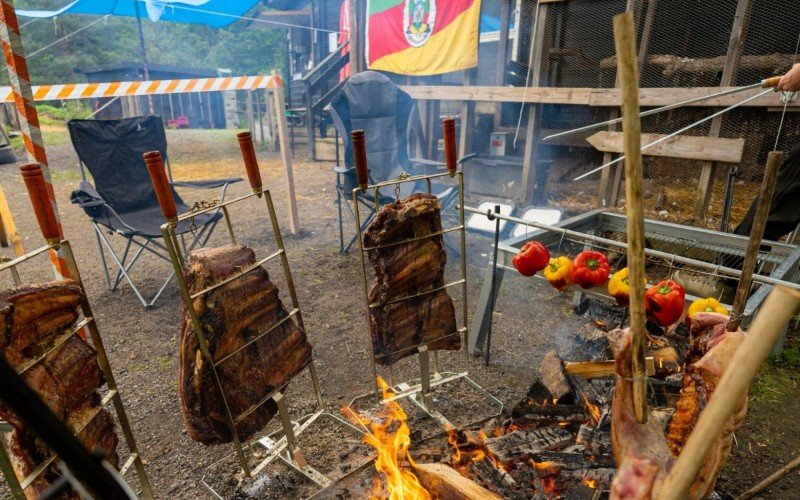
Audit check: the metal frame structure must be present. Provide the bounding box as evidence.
[156,167,363,497]
[0,240,153,499]
[348,169,503,429]
[469,209,800,355]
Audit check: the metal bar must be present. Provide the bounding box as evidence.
[373,328,465,361]
[361,226,464,252]
[368,279,465,308]
[213,309,299,367]
[352,187,380,396]
[16,316,93,375]
[467,206,800,291]
[573,88,774,181]
[172,191,260,221]
[0,243,53,271]
[543,81,763,141]
[189,250,283,299]
[0,438,24,499]
[221,205,237,245]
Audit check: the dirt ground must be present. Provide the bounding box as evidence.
[0,124,797,499]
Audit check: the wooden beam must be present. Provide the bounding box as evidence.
[271,70,300,234]
[493,0,511,130]
[401,85,788,108]
[564,357,655,379]
[586,131,745,163]
[459,69,476,158]
[694,0,752,222]
[413,463,502,500]
[0,185,23,256]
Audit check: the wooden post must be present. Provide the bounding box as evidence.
[727,151,782,331]
[693,0,752,221]
[460,69,477,158]
[658,287,800,500]
[614,11,648,424]
[349,0,363,73]
[492,0,511,131]
[266,90,278,152]
[519,3,549,206]
[737,454,800,500]
[0,185,23,256]
[271,70,300,234]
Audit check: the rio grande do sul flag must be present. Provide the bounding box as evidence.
[366,0,481,75]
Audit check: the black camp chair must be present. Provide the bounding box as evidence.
[68,116,241,308]
[330,71,459,253]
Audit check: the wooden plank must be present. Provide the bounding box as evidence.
[402,85,789,108]
[493,0,511,130]
[0,186,24,256]
[413,463,502,500]
[694,0,752,222]
[459,69,476,157]
[586,131,745,163]
[564,357,655,378]
[270,70,300,234]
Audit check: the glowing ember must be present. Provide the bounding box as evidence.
[446,426,504,472]
[583,477,598,489]
[581,393,601,425]
[345,377,431,500]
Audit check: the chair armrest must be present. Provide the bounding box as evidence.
[70,181,106,208]
[409,157,446,168]
[171,178,242,189]
[334,164,353,174]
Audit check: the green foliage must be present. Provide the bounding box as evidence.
[5,1,285,86]
[36,101,92,123]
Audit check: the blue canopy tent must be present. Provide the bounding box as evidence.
[17,0,260,28]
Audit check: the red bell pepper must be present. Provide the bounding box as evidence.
[645,279,686,327]
[569,251,610,289]
[512,242,550,277]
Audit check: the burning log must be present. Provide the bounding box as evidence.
[540,350,572,402]
[485,426,573,463]
[412,463,502,500]
[563,358,655,379]
[576,407,612,455]
[514,405,589,426]
[531,451,616,490]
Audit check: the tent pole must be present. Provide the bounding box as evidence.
[134,1,155,115]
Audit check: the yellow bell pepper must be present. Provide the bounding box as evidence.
[686,297,728,323]
[607,267,646,307]
[543,256,572,291]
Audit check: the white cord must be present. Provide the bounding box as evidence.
[27,15,110,58]
[772,32,800,151]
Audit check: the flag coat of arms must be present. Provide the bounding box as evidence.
[366,0,481,75]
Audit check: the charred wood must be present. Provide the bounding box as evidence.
[485,426,573,463]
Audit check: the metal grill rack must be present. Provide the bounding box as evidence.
[145,136,363,497]
[470,209,800,355]
[350,166,503,428]
[0,169,153,499]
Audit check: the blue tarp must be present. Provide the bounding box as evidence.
[17,0,260,28]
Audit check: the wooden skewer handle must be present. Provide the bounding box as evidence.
[761,75,783,88]
[19,164,60,241]
[351,130,369,189]
[442,118,457,175]
[143,151,178,221]
[236,131,263,193]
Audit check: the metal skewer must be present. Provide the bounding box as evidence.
[544,76,782,142]
[572,88,774,181]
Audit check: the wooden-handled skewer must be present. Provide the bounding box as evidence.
[614,12,648,424]
[442,118,457,176]
[19,163,60,243]
[351,130,369,190]
[727,150,782,331]
[143,151,178,222]
[237,131,263,194]
[761,75,783,89]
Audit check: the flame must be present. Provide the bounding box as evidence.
[583,477,598,489]
[446,426,504,472]
[581,393,601,425]
[346,377,431,500]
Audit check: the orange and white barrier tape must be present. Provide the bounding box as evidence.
[0,74,284,103]
[0,0,70,280]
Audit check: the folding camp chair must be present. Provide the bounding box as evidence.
[68,116,241,308]
[331,71,460,253]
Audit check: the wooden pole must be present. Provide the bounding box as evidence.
[270,71,300,234]
[613,11,648,424]
[657,286,800,500]
[0,185,23,256]
[736,454,800,500]
[727,150,782,331]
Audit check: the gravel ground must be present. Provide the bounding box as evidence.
[0,124,797,499]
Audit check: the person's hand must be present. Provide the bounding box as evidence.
[777,63,800,92]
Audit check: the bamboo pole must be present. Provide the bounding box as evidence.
[736,454,800,500]
[657,286,800,500]
[613,11,648,424]
[728,150,782,331]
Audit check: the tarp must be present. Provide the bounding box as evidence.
[16,0,260,28]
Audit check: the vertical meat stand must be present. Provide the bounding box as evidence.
[146,134,363,497]
[348,119,503,429]
[0,164,153,499]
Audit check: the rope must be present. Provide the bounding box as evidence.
[27,14,110,58]
[772,31,800,151]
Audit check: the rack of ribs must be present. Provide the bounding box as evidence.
[363,193,460,365]
[0,281,119,499]
[179,245,313,445]
[607,313,746,499]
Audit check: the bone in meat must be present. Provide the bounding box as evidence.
[363,194,459,365]
[0,281,117,500]
[179,245,312,445]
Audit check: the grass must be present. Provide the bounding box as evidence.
[750,333,800,404]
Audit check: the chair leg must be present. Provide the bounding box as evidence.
[94,232,152,308]
[113,239,149,289]
[92,224,113,291]
[111,238,135,290]
[337,180,345,253]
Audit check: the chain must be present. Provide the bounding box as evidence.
[394,171,410,201]
[188,199,219,234]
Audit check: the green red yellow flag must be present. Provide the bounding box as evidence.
[366,0,481,75]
